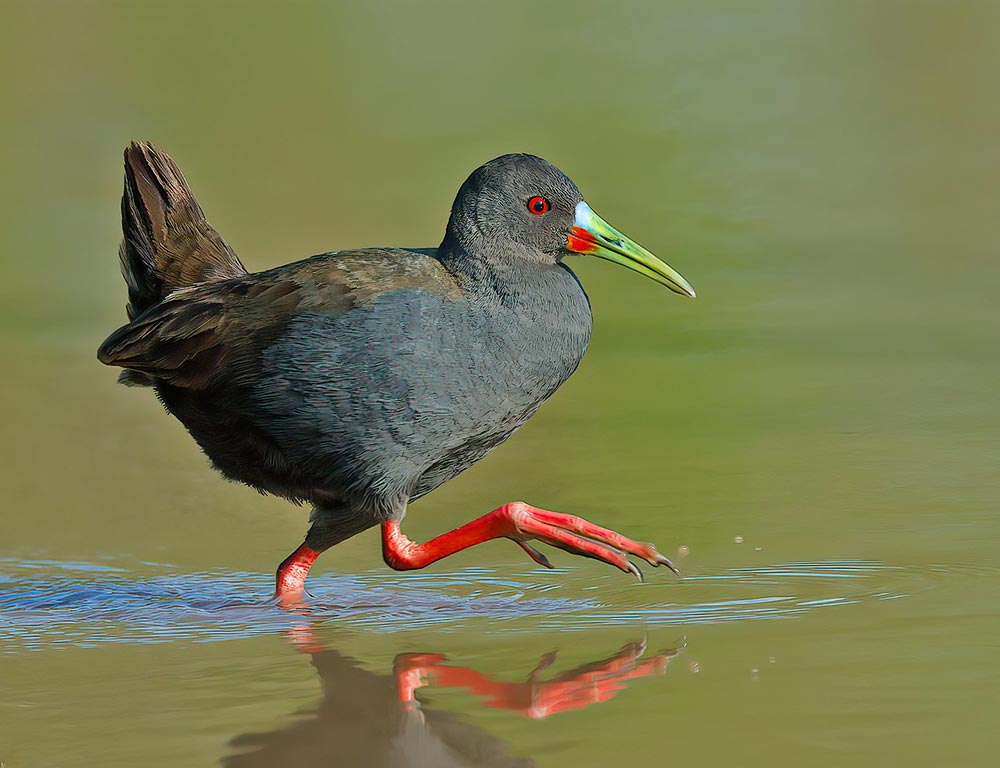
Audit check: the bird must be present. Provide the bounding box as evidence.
[98,142,696,600]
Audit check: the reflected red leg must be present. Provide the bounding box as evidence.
[392,641,682,719]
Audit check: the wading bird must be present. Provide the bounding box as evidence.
[98,143,695,599]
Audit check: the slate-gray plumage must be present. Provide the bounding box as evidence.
[98,143,695,599]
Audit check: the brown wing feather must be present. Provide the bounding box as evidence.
[99,289,233,389]
[98,249,460,390]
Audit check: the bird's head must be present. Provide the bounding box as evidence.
[442,153,695,297]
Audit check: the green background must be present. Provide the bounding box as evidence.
[1,1,997,766]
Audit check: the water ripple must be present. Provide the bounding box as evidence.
[0,558,917,651]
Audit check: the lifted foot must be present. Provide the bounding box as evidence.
[382,501,678,580]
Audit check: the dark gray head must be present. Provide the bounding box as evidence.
[441,154,583,265]
[440,154,697,296]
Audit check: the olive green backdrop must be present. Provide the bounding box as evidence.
[1,1,997,766]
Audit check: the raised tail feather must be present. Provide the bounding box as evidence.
[119,141,247,319]
[104,142,247,385]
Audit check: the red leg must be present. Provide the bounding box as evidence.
[381,501,678,580]
[275,543,321,602]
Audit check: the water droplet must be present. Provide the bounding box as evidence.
[689,660,700,673]
[734,535,744,544]
[677,545,690,558]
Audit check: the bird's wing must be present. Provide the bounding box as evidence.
[97,248,462,390]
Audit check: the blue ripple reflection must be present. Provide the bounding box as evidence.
[0,558,908,651]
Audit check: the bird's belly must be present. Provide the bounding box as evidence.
[409,397,544,501]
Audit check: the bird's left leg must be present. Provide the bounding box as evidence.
[275,543,322,598]
[381,501,678,579]
[275,504,378,602]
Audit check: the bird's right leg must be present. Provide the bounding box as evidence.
[381,501,678,579]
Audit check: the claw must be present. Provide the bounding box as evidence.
[655,553,681,575]
[626,560,644,582]
[529,651,559,680]
[516,540,554,569]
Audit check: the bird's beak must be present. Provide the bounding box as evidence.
[566,201,696,297]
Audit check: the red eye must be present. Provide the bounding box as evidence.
[527,196,550,215]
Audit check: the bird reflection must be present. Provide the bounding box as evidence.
[223,629,683,767]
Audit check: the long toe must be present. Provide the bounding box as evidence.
[528,508,678,572]
[515,516,642,579]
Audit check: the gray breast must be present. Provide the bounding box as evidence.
[255,263,591,506]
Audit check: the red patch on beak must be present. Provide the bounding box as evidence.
[567,225,599,254]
